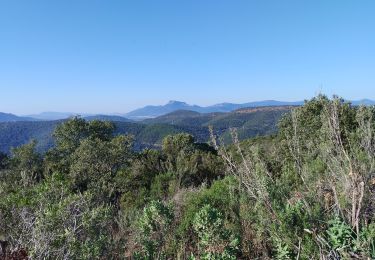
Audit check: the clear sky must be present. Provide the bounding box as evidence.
[0,0,374,115]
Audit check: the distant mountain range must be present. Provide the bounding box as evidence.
[0,112,131,122]
[123,99,375,119]
[1,99,374,122]
[123,100,304,119]
[1,98,374,154]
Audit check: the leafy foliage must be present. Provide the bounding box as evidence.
[1,96,375,259]
[192,204,239,259]
[136,200,174,259]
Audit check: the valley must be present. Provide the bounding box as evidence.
[0,105,293,154]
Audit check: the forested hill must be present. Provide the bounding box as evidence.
[0,106,293,154]
[0,120,172,153]
[144,105,294,140]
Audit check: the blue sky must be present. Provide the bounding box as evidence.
[0,1,374,115]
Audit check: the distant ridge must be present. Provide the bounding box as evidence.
[125,100,304,119]
[124,100,203,119]
[3,99,374,122]
[84,115,133,122]
[1,99,374,153]
[0,106,293,154]
[351,99,375,106]
[0,112,35,122]
[125,99,375,119]
[26,112,86,121]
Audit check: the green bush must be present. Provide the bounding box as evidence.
[136,200,174,259]
[192,204,239,259]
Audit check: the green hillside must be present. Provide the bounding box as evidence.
[0,106,293,154]
[0,120,203,153]
[145,106,294,142]
[0,121,61,153]
[143,110,223,126]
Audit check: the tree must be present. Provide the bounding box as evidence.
[53,117,90,154]
[47,118,117,174]
[162,133,224,189]
[10,140,43,187]
[70,135,133,200]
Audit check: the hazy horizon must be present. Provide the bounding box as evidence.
[0,95,370,117]
[5,97,304,116]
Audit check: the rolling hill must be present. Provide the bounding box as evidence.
[5,99,372,123]
[0,120,209,154]
[0,106,293,154]
[0,120,62,153]
[143,110,223,126]
[124,100,204,119]
[0,112,35,122]
[2,98,372,154]
[145,106,294,142]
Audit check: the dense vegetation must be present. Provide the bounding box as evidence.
[0,96,374,259]
[144,106,292,135]
[0,106,290,154]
